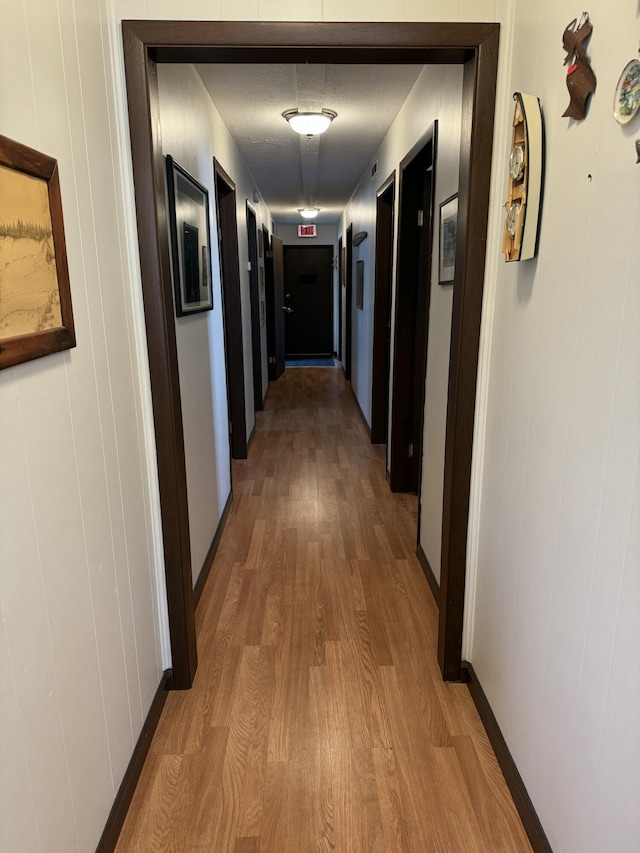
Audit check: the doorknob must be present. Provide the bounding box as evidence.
[283,305,294,313]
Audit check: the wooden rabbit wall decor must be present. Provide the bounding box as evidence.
[562,12,597,119]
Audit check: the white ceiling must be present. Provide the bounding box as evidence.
[195,64,424,225]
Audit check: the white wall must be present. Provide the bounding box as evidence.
[470,1,640,851]
[2,2,638,853]
[341,67,463,583]
[157,64,271,583]
[276,223,339,353]
[0,1,166,851]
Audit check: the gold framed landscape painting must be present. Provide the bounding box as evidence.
[0,134,75,370]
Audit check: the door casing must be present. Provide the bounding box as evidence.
[337,235,343,361]
[344,223,353,380]
[213,159,248,462]
[371,171,396,446]
[121,20,500,686]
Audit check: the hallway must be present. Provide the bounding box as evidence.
[115,368,531,852]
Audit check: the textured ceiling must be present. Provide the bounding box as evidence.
[195,64,424,225]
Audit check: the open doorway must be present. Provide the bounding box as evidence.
[389,126,436,494]
[121,20,500,687]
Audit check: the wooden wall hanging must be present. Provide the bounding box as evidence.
[562,13,596,120]
[503,93,544,262]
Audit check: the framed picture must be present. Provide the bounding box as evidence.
[260,299,265,326]
[438,193,458,285]
[341,246,346,287]
[356,259,364,310]
[0,134,75,370]
[166,155,213,316]
[259,265,265,293]
[258,228,264,258]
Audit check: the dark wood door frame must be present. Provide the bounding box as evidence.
[246,201,263,412]
[344,223,353,380]
[337,235,343,361]
[213,159,248,461]
[371,171,395,445]
[389,125,437,494]
[121,20,500,686]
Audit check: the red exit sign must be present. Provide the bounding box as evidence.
[298,224,317,237]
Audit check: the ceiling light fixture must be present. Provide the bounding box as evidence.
[283,109,337,137]
[299,208,320,219]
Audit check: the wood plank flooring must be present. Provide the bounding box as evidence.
[115,367,531,852]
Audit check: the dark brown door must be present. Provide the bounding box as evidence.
[271,235,285,379]
[265,231,285,381]
[371,173,395,445]
[246,202,262,411]
[214,159,247,459]
[344,224,353,380]
[264,229,275,380]
[389,126,437,493]
[283,245,333,358]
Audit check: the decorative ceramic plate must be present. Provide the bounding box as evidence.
[613,59,640,124]
[509,143,525,181]
[506,201,521,238]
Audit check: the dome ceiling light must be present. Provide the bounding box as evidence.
[283,109,337,137]
[299,208,320,219]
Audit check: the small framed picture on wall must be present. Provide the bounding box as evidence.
[166,155,214,316]
[438,193,458,286]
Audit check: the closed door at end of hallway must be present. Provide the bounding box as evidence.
[283,245,334,357]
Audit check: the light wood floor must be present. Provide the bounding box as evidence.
[115,367,531,852]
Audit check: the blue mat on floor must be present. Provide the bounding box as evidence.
[285,357,336,367]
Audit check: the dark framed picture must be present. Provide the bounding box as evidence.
[0,134,75,370]
[258,228,263,258]
[438,193,458,285]
[356,259,364,309]
[166,155,213,316]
